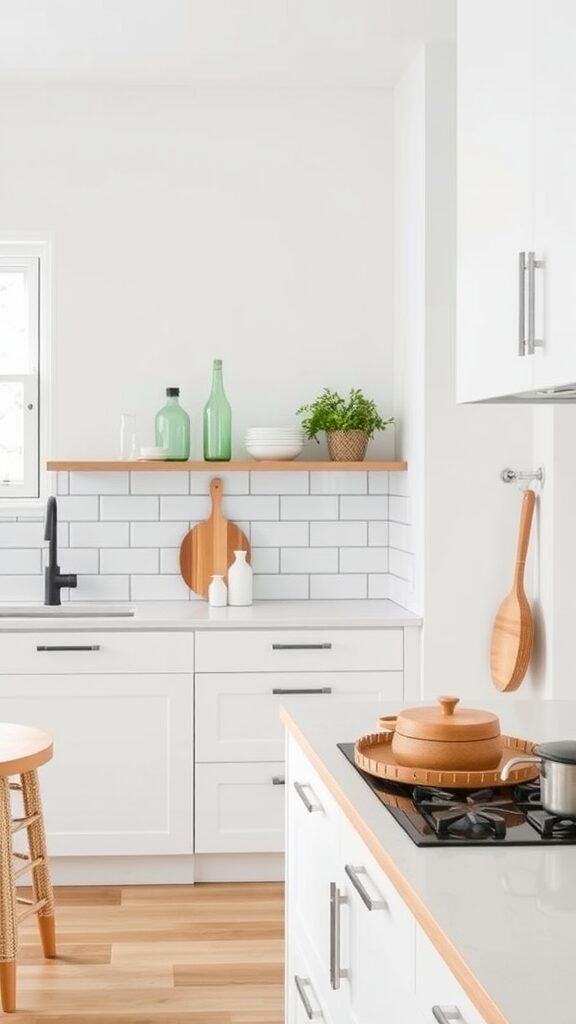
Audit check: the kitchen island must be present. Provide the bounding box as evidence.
[282,698,576,1024]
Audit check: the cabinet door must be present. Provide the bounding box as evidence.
[0,674,193,855]
[457,0,534,402]
[532,0,576,391]
[415,926,486,1024]
[194,761,285,853]
[288,937,335,1024]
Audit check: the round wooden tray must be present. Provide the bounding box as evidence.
[354,731,539,789]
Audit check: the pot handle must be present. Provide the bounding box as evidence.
[500,755,541,781]
[378,715,397,733]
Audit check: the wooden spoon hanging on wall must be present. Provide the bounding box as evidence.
[490,488,536,692]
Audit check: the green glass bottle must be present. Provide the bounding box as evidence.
[203,359,232,461]
[155,387,190,461]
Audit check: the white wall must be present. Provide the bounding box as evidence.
[394,43,536,700]
[0,86,394,459]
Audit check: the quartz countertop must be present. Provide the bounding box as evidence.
[281,698,576,1024]
[0,599,422,632]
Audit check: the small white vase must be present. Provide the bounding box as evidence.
[227,550,253,606]
[208,574,227,607]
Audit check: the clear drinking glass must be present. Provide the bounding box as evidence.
[119,413,137,460]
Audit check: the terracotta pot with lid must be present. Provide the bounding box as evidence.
[378,696,503,771]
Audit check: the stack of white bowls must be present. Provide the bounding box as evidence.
[245,427,304,461]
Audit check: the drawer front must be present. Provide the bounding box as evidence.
[196,629,403,673]
[415,926,486,1024]
[288,934,335,1024]
[0,631,194,674]
[195,671,403,763]
[195,761,286,853]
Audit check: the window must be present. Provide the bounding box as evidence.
[0,242,48,503]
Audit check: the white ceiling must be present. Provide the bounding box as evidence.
[0,0,454,87]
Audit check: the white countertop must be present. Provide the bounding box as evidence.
[282,698,576,1024]
[0,599,422,631]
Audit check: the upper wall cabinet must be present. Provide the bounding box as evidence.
[457,1,576,402]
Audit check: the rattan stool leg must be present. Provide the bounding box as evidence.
[20,769,56,959]
[0,777,17,1012]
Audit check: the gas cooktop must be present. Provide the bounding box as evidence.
[338,742,576,847]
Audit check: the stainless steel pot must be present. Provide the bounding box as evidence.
[501,740,576,816]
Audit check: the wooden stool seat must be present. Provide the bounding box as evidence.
[0,723,56,1013]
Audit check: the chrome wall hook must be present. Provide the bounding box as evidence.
[500,466,544,487]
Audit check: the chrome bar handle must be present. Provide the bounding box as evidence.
[518,251,526,355]
[271,776,285,786]
[527,251,544,354]
[344,864,387,911]
[293,781,321,813]
[294,976,322,1019]
[432,1007,462,1023]
[272,643,332,650]
[36,645,101,652]
[329,882,347,990]
[272,687,332,695]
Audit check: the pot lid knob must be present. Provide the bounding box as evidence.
[438,696,460,717]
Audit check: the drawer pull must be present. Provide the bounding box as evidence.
[35,645,101,652]
[294,975,322,1019]
[293,781,321,813]
[329,882,347,990]
[271,776,285,786]
[272,687,332,695]
[432,1008,462,1023]
[344,864,387,912]
[272,643,332,650]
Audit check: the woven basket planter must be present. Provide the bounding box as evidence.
[326,430,369,462]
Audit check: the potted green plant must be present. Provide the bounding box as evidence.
[297,388,394,462]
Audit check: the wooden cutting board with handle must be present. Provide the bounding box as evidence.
[179,478,250,598]
[490,488,536,692]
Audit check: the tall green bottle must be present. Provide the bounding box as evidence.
[155,387,190,461]
[203,359,232,461]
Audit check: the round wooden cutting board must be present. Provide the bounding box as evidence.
[179,477,250,598]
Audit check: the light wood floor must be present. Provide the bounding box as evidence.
[8,883,284,1023]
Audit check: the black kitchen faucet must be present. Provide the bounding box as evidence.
[44,496,78,605]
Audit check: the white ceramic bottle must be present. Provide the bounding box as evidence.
[208,574,227,607]
[227,550,253,606]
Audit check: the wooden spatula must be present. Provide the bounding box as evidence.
[490,488,536,692]
[179,478,250,598]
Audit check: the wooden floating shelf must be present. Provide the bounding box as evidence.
[47,460,407,473]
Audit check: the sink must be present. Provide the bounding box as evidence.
[0,604,136,618]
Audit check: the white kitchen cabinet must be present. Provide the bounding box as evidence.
[415,926,485,1024]
[0,673,193,856]
[194,761,285,853]
[0,630,194,675]
[288,939,335,1024]
[195,628,403,673]
[457,0,576,401]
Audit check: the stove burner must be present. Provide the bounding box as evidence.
[527,809,576,839]
[413,786,523,840]
[513,780,542,807]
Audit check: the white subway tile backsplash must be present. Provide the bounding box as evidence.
[0,550,41,574]
[389,548,414,582]
[100,549,158,574]
[189,472,250,495]
[70,523,129,548]
[250,548,279,574]
[310,575,367,599]
[131,522,189,547]
[250,522,309,547]
[389,522,412,552]
[70,575,130,602]
[368,574,391,599]
[253,574,309,600]
[368,521,389,547]
[42,548,99,574]
[250,472,309,495]
[56,472,69,495]
[340,547,388,573]
[0,522,67,548]
[0,576,44,601]
[224,496,279,521]
[160,548,180,574]
[160,496,209,521]
[368,472,389,495]
[131,472,189,495]
[388,574,411,607]
[310,521,367,547]
[70,472,129,495]
[281,548,338,574]
[56,496,99,521]
[281,496,338,520]
[130,575,191,601]
[310,472,366,495]
[101,496,159,521]
[389,495,411,524]
[340,495,388,520]
[388,472,410,497]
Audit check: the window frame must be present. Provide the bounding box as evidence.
[0,238,52,516]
